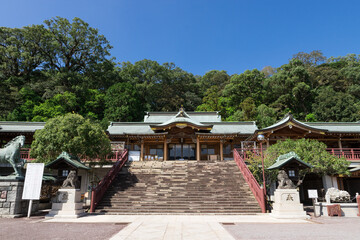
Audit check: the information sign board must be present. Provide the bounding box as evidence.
[22,163,44,200]
[308,189,318,199]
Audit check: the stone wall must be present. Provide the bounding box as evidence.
[0,180,38,217]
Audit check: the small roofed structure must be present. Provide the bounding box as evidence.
[46,152,91,194]
[46,152,91,171]
[268,152,312,189]
[267,152,312,170]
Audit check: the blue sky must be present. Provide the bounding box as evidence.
[1,0,360,76]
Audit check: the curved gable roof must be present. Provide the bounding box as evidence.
[150,108,213,130]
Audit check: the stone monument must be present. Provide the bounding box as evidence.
[46,170,85,218]
[268,152,312,219]
[271,170,309,218]
[0,136,38,217]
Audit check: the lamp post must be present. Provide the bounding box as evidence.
[257,134,267,196]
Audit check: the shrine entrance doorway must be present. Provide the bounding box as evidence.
[168,143,196,160]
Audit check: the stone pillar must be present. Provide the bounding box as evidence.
[140,140,144,161]
[163,137,168,161]
[196,136,200,161]
[220,140,224,161]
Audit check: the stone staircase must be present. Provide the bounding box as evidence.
[95,161,262,214]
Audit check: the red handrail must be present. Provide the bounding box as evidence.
[235,148,360,161]
[89,149,128,213]
[326,148,360,161]
[233,149,266,213]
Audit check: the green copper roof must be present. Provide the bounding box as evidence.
[46,152,90,170]
[0,121,45,132]
[260,113,326,133]
[150,108,212,128]
[267,152,313,170]
[144,111,221,123]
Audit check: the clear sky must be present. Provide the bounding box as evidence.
[1,0,360,76]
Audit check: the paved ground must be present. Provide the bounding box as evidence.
[224,217,360,240]
[43,214,309,240]
[1,214,360,240]
[0,215,126,240]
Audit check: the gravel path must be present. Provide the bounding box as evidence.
[0,216,126,240]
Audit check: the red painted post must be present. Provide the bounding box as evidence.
[357,195,360,216]
[332,148,335,156]
[351,149,355,160]
[260,142,266,197]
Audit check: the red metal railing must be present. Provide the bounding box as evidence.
[235,148,360,161]
[89,149,128,213]
[233,149,266,213]
[326,148,360,161]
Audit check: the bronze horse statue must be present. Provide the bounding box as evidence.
[0,135,26,177]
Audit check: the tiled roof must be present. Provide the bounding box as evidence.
[307,122,360,133]
[46,152,90,170]
[0,121,45,132]
[144,111,221,123]
[267,152,313,170]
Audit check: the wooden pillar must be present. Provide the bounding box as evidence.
[220,140,224,161]
[196,136,200,161]
[140,140,144,161]
[266,138,270,148]
[163,137,168,161]
[338,138,343,151]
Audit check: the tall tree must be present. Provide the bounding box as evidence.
[104,82,142,122]
[222,69,265,117]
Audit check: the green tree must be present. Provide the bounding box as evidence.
[39,17,112,73]
[198,70,230,95]
[196,86,224,112]
[264,59,313,118]
[104,82,142,122]
[312,86,360,122]
[292,50,327,67]
[32,91,78,121]
[223,69,265,107]
[256,104,277,128]
[31,113,111,163]
[247,139,350,188]
[265,139,350,176]
[118,60,199,112]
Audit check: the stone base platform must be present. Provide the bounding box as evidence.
[315,202,358,217]
[0,179,38,218]
[46,188,85,219]
[270,189,309,219]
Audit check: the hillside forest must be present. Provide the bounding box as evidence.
[2,17,360,129]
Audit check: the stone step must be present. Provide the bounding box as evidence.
[95,160,261,214]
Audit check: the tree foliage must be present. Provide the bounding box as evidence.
[265,139,350,176]
[31,113,111,163]
[1,18,360,127]
[247,139,350,189]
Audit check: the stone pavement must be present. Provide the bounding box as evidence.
[44,214,310,240]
